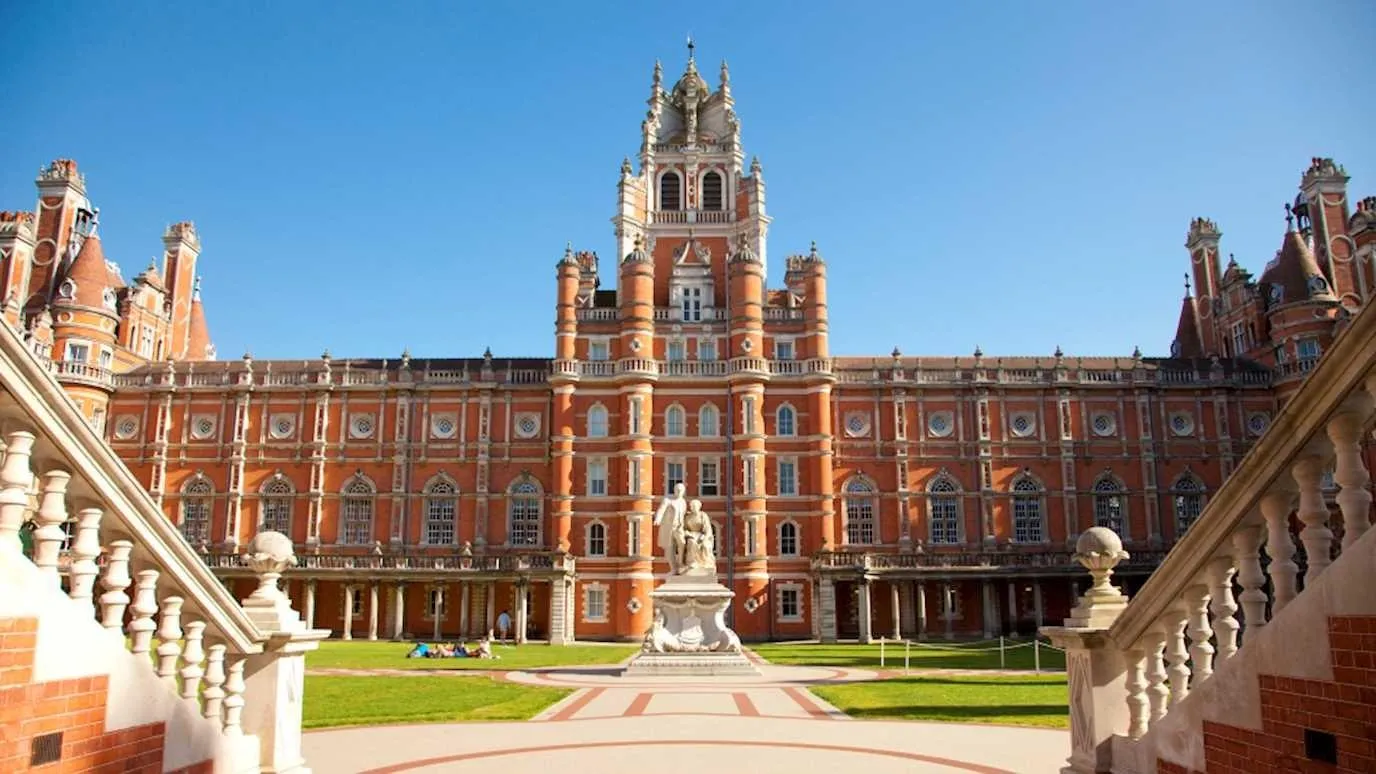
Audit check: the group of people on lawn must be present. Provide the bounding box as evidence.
[405,609,516,660]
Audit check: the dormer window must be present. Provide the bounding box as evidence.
[701,171,723,210]
[681,286,704,322]
[659,171,682,211]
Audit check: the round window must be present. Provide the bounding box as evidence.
[1169,413,1194,437]
[1092,413,1115,437]
[1247,412,1270,437]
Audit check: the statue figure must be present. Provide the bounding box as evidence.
[679,499,716,575]
[653,483,688,574]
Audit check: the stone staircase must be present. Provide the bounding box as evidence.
[1044,294,1376,773]
[0,315,325,772]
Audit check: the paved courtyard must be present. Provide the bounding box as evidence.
[302,653,1069,773]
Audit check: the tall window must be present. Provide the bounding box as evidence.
[584,584,608,621]
[139,326,155,357]
[743,456,760,496]
[628,397,644,435]
[844,478,877,545]
[342,478,375,545]
[742,396,757,434]
[776,405,796,437]
[659,172,682,211]
[180,478,213,544]
[700,460,720,496]
[508,479,542,546]
[628,457,643,495]
[588,340,610,361]
[65,341,90,363]
[666,339,687,361]
[778,587,801,620]
[665,405,686,436]
[928,476,960,545]
[587,404,609,438]
[701,170,723,210]
[260,477,293,534]
[425,479,458,545]
[699,404,720,437]
[697,338,717,361]
[681,287,704,322]
[1297,338,1321,360]
[666,459,685,492]
[1173,475,1205,536]
[1011,478,1044,543]
[1092,476,1126,535]
[1230,322,1249,356]
[587,522,607,557]
[778,521,799,556]
[587,458,608,497]
[777,458,797,496]
[774,340,795,360]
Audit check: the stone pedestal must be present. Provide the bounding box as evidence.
[623,575,759,677]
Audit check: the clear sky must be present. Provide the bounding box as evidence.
[2,2,1373,362]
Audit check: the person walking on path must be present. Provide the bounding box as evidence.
[497,609,512,644]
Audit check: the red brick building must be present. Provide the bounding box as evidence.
[3,51,1374,643]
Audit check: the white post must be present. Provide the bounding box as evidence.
[857,579,873,644]
[879,638,885,668]
[342,585,355,640]
[304,580,316,629]
[392,583,406,640]
[890,581,901,640]
[904,641,910,675]
[515,581,529,645]
[999,636,1006,669]
[1042,527,1132,774]
[367,582,380,641]
[1034,638,1041,673]
[240,531,329,774]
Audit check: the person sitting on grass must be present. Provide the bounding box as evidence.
[474,636,500,659]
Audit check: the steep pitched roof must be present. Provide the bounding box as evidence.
[60,235,122,311]
[1259,229,1336,305]
[185,281,213,360]
[1171,295,1206,358]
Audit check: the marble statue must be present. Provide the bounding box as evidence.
[653,483,687,575]
[679,499,715,575]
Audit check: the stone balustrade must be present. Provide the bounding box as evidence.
[0,316,326,772]
[1043,294,1376,774]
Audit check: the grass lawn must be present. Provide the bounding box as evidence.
[750,640,1065,671]
[307,640,639,671]
[303,675,572,728]
[812,674,1069,728]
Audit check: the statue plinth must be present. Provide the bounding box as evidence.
[622,572,759,677]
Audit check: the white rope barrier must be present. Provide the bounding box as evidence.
[868,635,1067,674]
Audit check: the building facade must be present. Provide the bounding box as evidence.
[4,50,1375,643]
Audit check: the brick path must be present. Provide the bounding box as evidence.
[302,653,1070,773]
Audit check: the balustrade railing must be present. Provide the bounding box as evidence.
[1043,296,1376,773]
[815,548,1168,572]
[199,548,574,574]
[0,318,322,772]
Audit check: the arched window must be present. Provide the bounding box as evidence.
[1092,476,1126,535]
[424,478,458,545]
[698,404,720,437]
[659,172,682,211]
[1172,475,1205,536]
[844,478,877,545]
[778,521,799,556]
[587,404,609,438]
[665,405,686,437]
[587,521,607,557]
[701,171,724,211]
[260,477,293,534]
[341,477,375,545]
[776,405,796,437]
[1011,477,1044,543]
[180,478,213,544]
[928,476,961,545]
[508,478,542,547]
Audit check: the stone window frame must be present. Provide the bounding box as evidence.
[422,473,459,546]
[583,582,609,622]
[585,520,608,558]
[776,582,804,622]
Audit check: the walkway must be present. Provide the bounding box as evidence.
[302,655,1069,773]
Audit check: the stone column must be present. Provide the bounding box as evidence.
[304,580,316,629]
[1041,527,1132,774]
[367,583,380,641]
[981,580,996,638]
[857,579,873,644]
[915,581,928,640]
[943,583,954,641]
[239,532,329,774]
[458,582,470,637]
[342,585,355,640]
[818,578,838,643]
[486,581,497,636]
[1007,580,1017,636]
[890,581,901,640]
[549,577,573,645]
[432,586,444,640]
[515,581,529,644]
[392,584,406,640]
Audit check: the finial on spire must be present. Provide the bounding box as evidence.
[192,275,202,302]
[687,34,695,61]
[750,156,762,175]
[621,157,633,176]
[720,59,730,84]
[1284,202,1295,231]
[652,59,662,88]
[1183,273,1191,295]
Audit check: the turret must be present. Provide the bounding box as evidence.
[727,233,764,362]
[163,221,201,358]
[28,160,94,316]
[618,235,655,360]
[1170,275,1205,359]
[555,244,580,362]
[1184,217,1223,356]
[50,230,121,423]
[800,241,829,360]
[1297,157,1358,304]
[0,212,37,325]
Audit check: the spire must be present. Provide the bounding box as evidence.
[186,278,213,360]
[1183,272,1191,297]
[1171,294,1205,359]
[686,34,696,67]
[719,59,732,101]
[652,59,662,91]
[1284,202,1295,232]
[750,156,762,176]
[1260,227,1336,303]
[59,234,119,312]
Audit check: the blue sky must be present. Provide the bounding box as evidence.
[2,2,1372,361]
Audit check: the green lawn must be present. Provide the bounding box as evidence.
[307,640,639,671]
[812,674,1069,728]
[750,640,1065,672]
[302,675,572,728]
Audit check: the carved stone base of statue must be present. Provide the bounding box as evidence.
[623,574,759,677]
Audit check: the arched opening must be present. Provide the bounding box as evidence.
[659,172,682,211]
[701,171,723,210]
